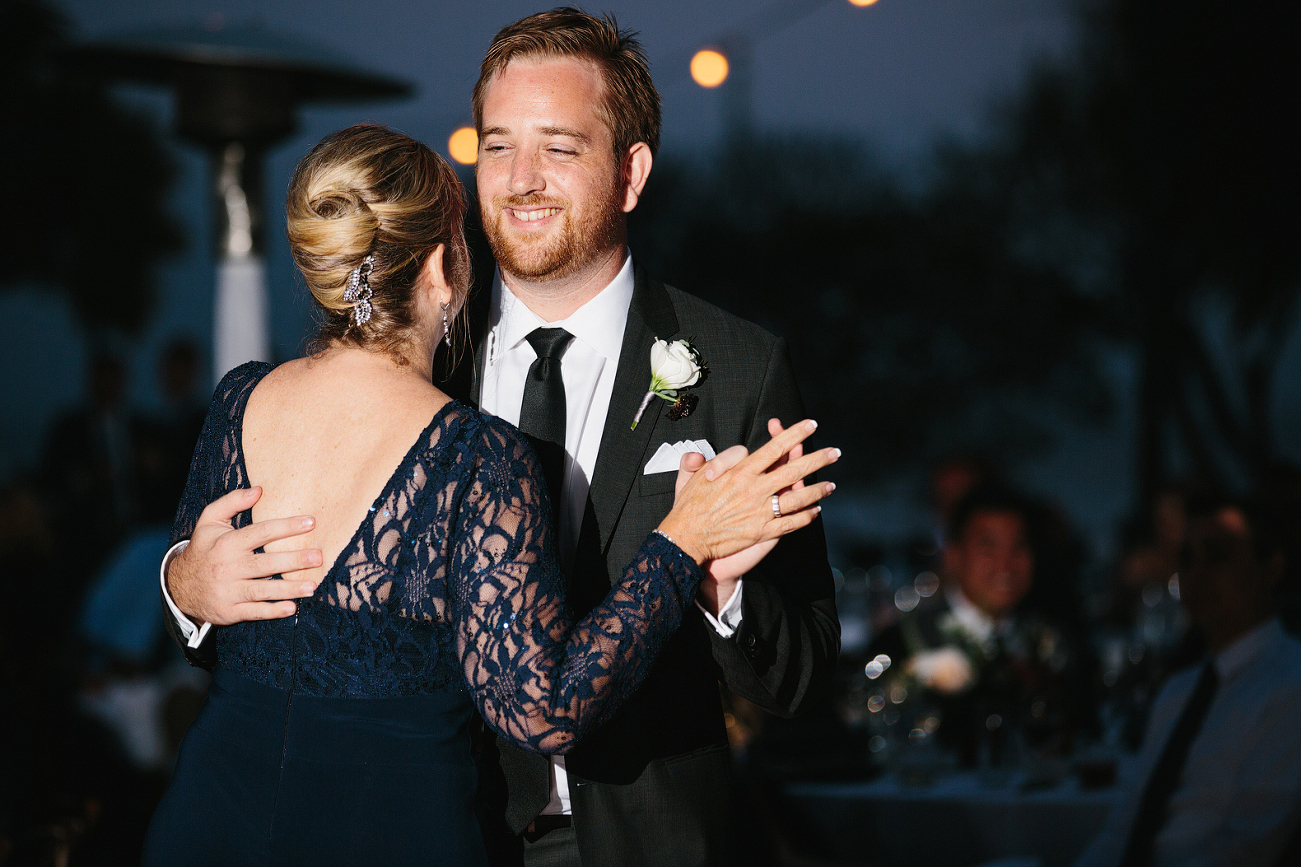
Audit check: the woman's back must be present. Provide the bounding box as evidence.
[242,349,450,589]
[193,361,491,698]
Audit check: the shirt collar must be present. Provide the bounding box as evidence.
[1213,617,1282,682]
[490,253,635,363]
[944,586,1008,643]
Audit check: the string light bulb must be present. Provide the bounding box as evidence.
[448,126,478,165]
[690,49,729,88]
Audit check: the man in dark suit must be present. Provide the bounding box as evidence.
[160,9,838,866]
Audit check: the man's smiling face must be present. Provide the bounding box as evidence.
[476,56,627,285]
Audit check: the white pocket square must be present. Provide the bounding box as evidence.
[643,440,717,474]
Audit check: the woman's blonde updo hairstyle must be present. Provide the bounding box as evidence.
[287,124,470,361]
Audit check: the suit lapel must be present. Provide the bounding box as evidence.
[467,278,493,407]
[585,265,679,555]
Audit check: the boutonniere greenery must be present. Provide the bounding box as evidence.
[631,338,708,429]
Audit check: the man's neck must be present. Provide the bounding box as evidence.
[1204,610,1275,655]
[501,245,628,323]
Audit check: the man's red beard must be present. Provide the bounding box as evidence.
[481,189,623,283]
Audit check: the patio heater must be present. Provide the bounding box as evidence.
[72,23,412,382]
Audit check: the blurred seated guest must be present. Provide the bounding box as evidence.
[1119,483,1192,591]
[869,483,1081,765]
[40,352,139,583]
[134,337,207,525]
[1075,496,1301,867]
[1250,463,1301,635]
[1111,481,1206,653]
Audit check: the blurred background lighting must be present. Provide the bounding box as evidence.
[894,585,920,612]
[448,126,478,165]
[848,0,880,6]
[690,49,729,88]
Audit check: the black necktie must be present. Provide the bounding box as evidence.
[502,327,574,834]
[517,328,574,513]
[1122,661,1220,867]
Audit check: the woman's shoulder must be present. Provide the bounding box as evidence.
[210,360,275,414]
[437,403,536,464]
[429,405,543,502]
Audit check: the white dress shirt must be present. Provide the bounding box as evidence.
[1075,618,1301,867]
[478,254,741,815]
[944,586,1015,647]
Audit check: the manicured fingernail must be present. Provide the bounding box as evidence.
[301,516,315,529]
[831,448,842,459]
[806,419,818,431]
[301,583,316,595]
[826,482,837,493]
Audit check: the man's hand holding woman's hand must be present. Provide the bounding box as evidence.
[673,419,819,614]
[166,486,323,626]
[661,419,838,582]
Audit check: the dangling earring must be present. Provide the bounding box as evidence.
[441,301,451,347]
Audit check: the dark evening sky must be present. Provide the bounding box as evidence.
[57,0,1075,163]
[7,0,1177,554]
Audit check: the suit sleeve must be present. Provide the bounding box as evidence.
[157,367,259,671]
[706,336,840,717]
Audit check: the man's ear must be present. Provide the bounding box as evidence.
[620,142,653,213]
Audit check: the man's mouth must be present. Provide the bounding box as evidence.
[509,207,561,222]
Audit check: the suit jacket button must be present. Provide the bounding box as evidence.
[743,632,758,653]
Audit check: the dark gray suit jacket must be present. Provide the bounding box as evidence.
[465,265,840,867]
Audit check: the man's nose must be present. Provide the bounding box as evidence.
[509,151,544,196]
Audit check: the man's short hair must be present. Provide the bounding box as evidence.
[1186,484,1295,570]
[947,483,1036,545]
[472,7,662,160]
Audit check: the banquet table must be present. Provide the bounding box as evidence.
[783,767,1120,867]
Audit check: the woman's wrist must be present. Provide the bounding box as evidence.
[655,516,709,565]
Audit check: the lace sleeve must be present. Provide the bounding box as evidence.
[169,362,269,547]
[448,420,704,755]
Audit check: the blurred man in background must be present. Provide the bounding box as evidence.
[1076,496,1301,867]
[870,483,1082,765]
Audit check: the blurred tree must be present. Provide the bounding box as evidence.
[990,0,1301,501]
[0,0,181,334]
[635,0,1300,502]
[632,137,1110,484]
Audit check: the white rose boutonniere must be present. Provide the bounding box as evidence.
[906,646,977,695]
[631,338,708,429]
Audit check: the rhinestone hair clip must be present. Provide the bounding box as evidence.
[343,255,375,326]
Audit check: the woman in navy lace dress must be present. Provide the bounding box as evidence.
[141,126,836,866]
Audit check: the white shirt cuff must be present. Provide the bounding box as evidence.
[160,539,212,649]
[696,580,744,637]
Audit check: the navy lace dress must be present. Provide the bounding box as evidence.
[142,363,704,866]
